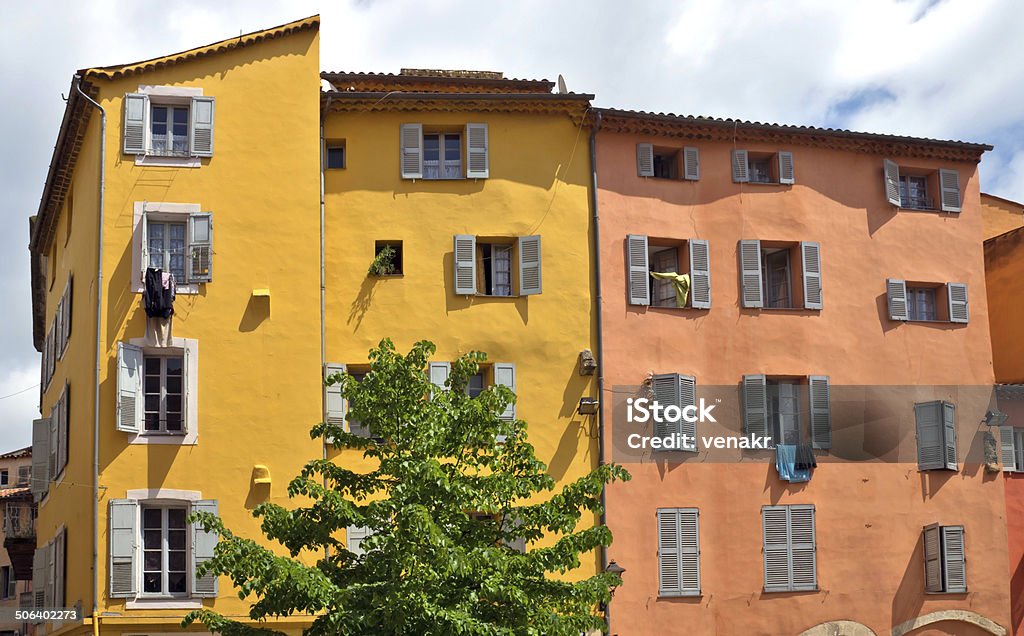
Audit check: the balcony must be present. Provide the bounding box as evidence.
[900,194,935,211]
[3,499,36,580]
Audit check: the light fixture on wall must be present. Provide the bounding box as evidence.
[984,410,1009,426]
[577,397,599,415]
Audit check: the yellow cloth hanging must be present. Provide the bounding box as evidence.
[650,272,691,307]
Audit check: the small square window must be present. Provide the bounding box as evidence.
[326,143,346,170]
[370,241,403,276]
[0,469,7,486]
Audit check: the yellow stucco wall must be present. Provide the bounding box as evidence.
[982,192,1024,240]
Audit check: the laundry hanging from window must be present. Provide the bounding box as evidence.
[144,267,176,346]
[650,272,690,307]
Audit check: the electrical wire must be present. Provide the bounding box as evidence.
[0,384,39,400]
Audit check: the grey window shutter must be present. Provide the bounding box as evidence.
[789,504,817,591]
[57,385,69,474]
[809,375,831,450]
[883,159,902,206]
[518,235,542,295]
[347,525,370,557]
[941,401,958,471]
[453,235,477,295]
[657,509,682,595]
[683,147,700,181]
[947,282,968,323]
[762,506,790,592]
[636,143,654,177]
[743,374,768,438]
[400,123,423,179]
[61,277,73,355]
[778,151,795,184]
[465,123,489,178]
[48,410,58,481]
[739,240,763,308]
[190,96,215,157]
[32,545,48,609]
[55,296,64,360]
[651,373,681,442]
[915,401,944,470]
[54,528,66,608]
[192,499,219,597]
[801,241,823,309]
[627,234,650,306]
[188,212,213,283]
[108,498,137,598]
[494,363,516,422]
[325,363,346,425]
[1001,425,1018,471]
[732,149,750,183]
[429,362,451,389]
[678,508,700,595]
[938,168,961,213]
[45,536,55,608]
[31,417,50,500]
[679,375,697,452]
[502,515,527,554]
[123,93,148,155]
[116,342,143,434]
[689,239,711,309]
[941,525,966,593]
[923,524,942,592]
[887,279,909,321]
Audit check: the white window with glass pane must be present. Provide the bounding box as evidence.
[907,287,937,321]
[141,505,188,596]
[423,133,462,179]
[134,202,214,292]
[144,354,185,434]
[147,220,187,281]
[150,105,190,157]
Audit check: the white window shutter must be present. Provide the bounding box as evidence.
[453,235,477,295]
[465,123,489,178]
[887,279,909,321]
[941,401,958,471]
[190,96,215,157]
[915,401,944,470]
[762,506,790,592]
[116,342,143,434]
[809,375,831,450]
[518,235,542,295]
[739,240,763,308]
[939,168,961,213]
[32,545,48,609]
[651,373,681,442]
[743,374,768,439]
[108,498,138,598]
[923,524,942,593]
[325,363,346,425]
[429,362,451,389]
[188,212,213,283]
[636,143,654,177]
[122,93,148,155]
[688,239,711,309]
[494,363,516,422]
[400,123,423,179]
[883,159,902,206]
[1001,425,1017,471]
[800,241,823,309]
[657,509,682,595]
[31,417,50,500]
[789,505,817,591]
[947,282,968,323]
[627,234,650,306]
[942,525,966,593]
[347,525,370,557]
[679,375,697,452]
[778,151,795,185]
[683,147,700,181]
[192,499,219,597]
[732,149,750,183]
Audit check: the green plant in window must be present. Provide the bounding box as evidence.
[368,245,397,276]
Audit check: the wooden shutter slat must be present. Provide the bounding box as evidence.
[1001,425,1017,472]
[116,342,143,434]
[192,500,219,597]
[732,149,750,183]
[883,159,901,206]
[109,499,138,598]
[190,96,215,157]
[627,234,650,306]
[942,401,958,471]
[923,524,942,592]
[689,239,711,309]
[947,282,969,323]
[123,93,147,155]
[636,143,654,177]
[809,375,831,449]
[31,418,50,500]
[778,151,795,184]
[651,373,680,442]
[739,240,763,308]
[518,235,542,295]
[801,241,823,309]
[657,509,682,595]
[789,505,817,591]
[683,147,700,180]
[429,362,451,389]
[400,123,423,179]
[325,363,345,426]
[494,363,516,422]
[915,401,944,470]
[941,525,966,593]
[466,123,489,178]
[679,375,697,452]
[188,212,213,283]
[743,374,768,439]
[887,279,909,321]
[762,506,790,592]
[453,235,477,295]
[939,168,961,213]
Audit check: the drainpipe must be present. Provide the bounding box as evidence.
[588,110,612,632]
[320,95,332,558]
[74,74,104,636]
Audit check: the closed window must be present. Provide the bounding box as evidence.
[326,142,346,169]
[0,470,7,486]
[657,508,700,596]
[402,124,488,180]
[141,505,188,596]
[147,221,187,281]
[424,133,462,180]
[144,355,184,434]
[762,504,816,592]
[150,105,190,156]
[923,524,966,593]
[899,175,931,210]
[915,401,957,471]
[907,286,937,321]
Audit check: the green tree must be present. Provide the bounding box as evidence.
[184,339,629,636]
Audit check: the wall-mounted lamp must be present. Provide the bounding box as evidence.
[984,410,1009,427]
[605,560,626,595]
[578,349,597,376]
[577,397,599,416]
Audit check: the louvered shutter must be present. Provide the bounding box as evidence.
[190,96,215,157]
[627,234,650,306]
[651,373,681,441]
[109,499,137,598]
[739,240,763,308]
[683,147,700,181]
[192,500,219,597]
[188,212,213,283]
[762,506,790,592]
[809,375,831,449]
[122,93,148,155]
[636,143,654,177]
[518,235,542,295]
[657,509,682,595]
[883,159,902,206]
[1001,425,1018,472]
[942,401,958,470]
[947,283,968,323]
[62,277,73,353]
[743,374,768,439]
[777,151,795,185]
[923,524,942,592]
[938,169,961,213]
[689,239,711,309]
[48,410,58,481]
[453,235,477,295]
[801,242,823,309]
[325,363,345,426]
[32,545,47,609]
[465,123,489,178]
[57,385,69,474]
[55,296,65,359]
[789,505,817,591]
[429,362,451,390]
[54,528,66,608]
[941,525,966,593]
[732,149,750,183]
[494,363,516,421]
[679,375,697,452]
[116,342,143,433]
[45,537,55,608]
[347,525,370,557]
[400,123,423,179]
[31,418,50,500]
[887,279,909,321]
[915,401,944,470]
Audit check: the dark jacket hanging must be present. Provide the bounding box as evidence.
[144,267,175,318]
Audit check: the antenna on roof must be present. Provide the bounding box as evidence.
[557,74,568,94]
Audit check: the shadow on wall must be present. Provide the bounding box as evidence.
[348,276,376,332]
[239,294,269,332]
[442,250,530,323]
[1012,528,1024,636]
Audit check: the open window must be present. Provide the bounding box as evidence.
[122,92,214,160]
[743,375,831,449]
[637,144,700,180]
[626,235,711,309]
[883,160,961,213]
[738,240,822,310]
[453,235,541,297]
[370,241,403,276]
[923,524,966,593]
[732,149,795,185]
[401,123,488,180]
[133,203,214,291]
[886,280,968,323]
[1000,426,1024,472]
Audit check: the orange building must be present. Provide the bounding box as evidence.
[593,110,1011,635]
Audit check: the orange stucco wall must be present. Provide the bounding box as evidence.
[596,129,1010,635]
[982,193,1024,241]
[985,228,1024,384]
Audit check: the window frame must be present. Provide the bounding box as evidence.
[326,142,346,170]
[762,247,793,309]
[132,202,208,295]
[142,352,186,435]
[906,285,939,321]
[1016,430,1024,474]
[17,465,31,486]
[422,131,463,180]
[129,86,206,168]
[146,218,188,283]
[148,103,191,158]
[0,469,7,487]
[140,503,190,598]
[121,337,199,446]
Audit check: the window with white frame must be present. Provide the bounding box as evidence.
[401,123,488,180]
[147,220,187,281]
[907,286,938,321]
[150,104,190,156]
[141,505,188,596]
[143,354,185,434]
[423,132,462,180]
[134,203,214,291]
[115,339,198,444]
[882,160,961,213]
[122,91,214,159]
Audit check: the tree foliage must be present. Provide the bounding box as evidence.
[184,339,629,635]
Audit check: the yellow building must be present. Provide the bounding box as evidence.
[981,191,1024,240]
[28,17,323,635]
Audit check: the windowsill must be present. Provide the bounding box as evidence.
[130,432,196,446]
[649,305,703,311]
[745,180,787,186]
[474,294,520,299]
[658,592,702,599]
[749,307,820,312]
[126,596,203,610]
[369,273,404,278]
[133,283,200,295]
[134,154,202,168]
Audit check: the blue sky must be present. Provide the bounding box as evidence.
[1,0,1022,449]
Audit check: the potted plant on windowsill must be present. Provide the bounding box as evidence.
[368,245,398,277]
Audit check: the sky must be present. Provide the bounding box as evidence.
[1,0,1023,450]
